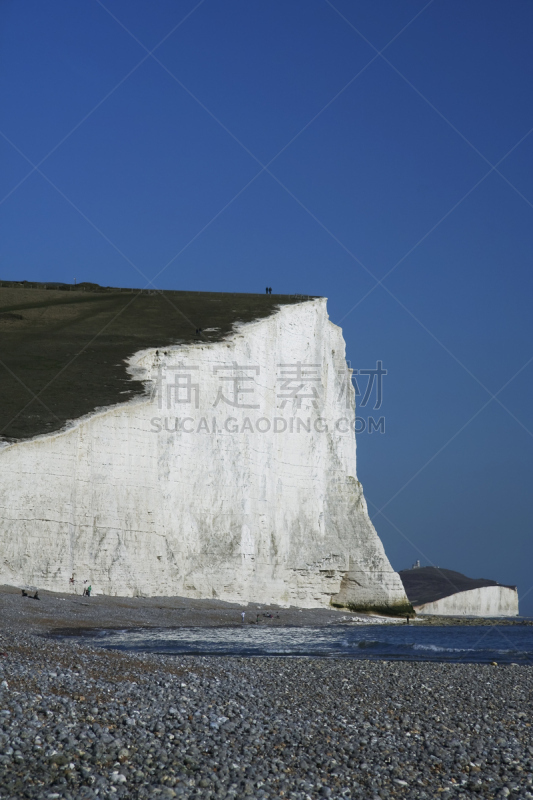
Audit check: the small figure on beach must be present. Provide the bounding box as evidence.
[20,589,39,599]
[241,611,245,622]
[83,585,92,597]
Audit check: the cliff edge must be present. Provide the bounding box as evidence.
[0,288,407,609]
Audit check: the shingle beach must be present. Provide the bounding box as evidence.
[1,622,532,800]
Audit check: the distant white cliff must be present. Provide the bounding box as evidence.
[414,586,518,617]
[0,298,407,609]
[399,566,518,618]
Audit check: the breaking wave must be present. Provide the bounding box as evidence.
[55,623,533,664]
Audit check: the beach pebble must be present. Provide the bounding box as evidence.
[0,628,531,800]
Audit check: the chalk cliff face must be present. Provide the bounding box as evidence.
[0,299,407,609]
[399,566,518,618]
[414,587,518,617]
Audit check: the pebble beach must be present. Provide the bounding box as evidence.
[1,588,532,800]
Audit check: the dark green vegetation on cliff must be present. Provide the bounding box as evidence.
[331,600,415,618]
[0,282,306,441]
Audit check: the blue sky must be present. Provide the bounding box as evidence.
[2,1,532,613]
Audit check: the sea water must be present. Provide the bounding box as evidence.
[56,623,533,663]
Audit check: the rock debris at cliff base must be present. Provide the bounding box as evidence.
[1,631,532,800]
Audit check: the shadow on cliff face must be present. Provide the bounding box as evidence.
[0,283,309,441]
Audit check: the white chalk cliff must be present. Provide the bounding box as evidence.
[0,298,407,609]
[414,586,518,617]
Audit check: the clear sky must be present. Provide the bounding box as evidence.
[2,1,532,613]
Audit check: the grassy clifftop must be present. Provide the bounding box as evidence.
[0,282,309,441]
